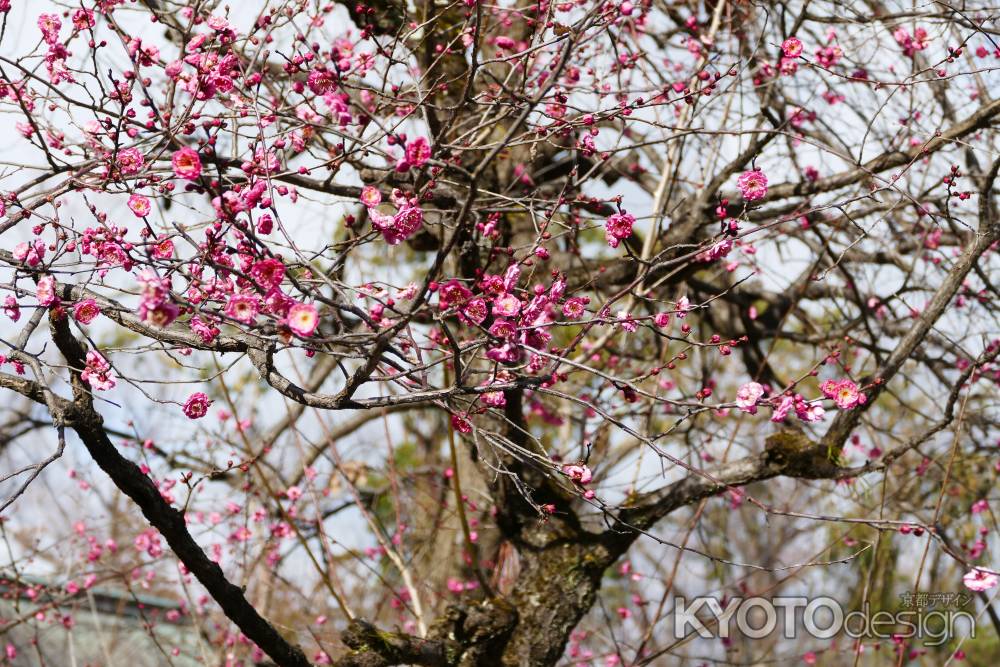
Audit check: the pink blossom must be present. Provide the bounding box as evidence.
[250,258,286,290]
[797,401,825,422]
[81,351,115,391]
[481,389,506,407]
[137,271,178,327]
[405,137,431,168]
[605,212,635,248]
[190,316,218,343]
[461,298,488,325]
[116,147,145,176]
[617,311,637,332]
[735,382,764,414]
[563,464,593,485]
[493,293,523,317]
[486,342,520,363]
[451,414,472,433]
[388,206,423,244]
[257,214,274,235]
[71,8,95,30]
[38,14,61,44]
[171,147,202,180]
[696,238,733,263]
[36,275,57,306]
[562,296,589,320]
[833,380,860,409]
[127,194,151,217]
[183,392,211,419]
[781,37,803,58]
[307,68,336,95]
[815,44,843,67]
[13,241,45,267]
[73,299,101,324]
[819,379,839,398]
[438,280,472,310]
[502,264,521,292]
[894,27,929,57]
[225,293,260,324]
[145,301,180,327]
[489,319,516,339]
[360,186,382,207]
[770,395,795,422]
[370,203,424,245]
[287,302,319,337]
[3,296,20,322]
[737,169,768,201]
[963,568,998,592]
[151,236,174,259]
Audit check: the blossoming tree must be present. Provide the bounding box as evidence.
[0,0,998,664]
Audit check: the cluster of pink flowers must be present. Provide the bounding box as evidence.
[13,240,47,267]
[164,21,241,101]
[737,169,768,201]
[249,258,285,290]
[38,13,74,85]
[183,392,211,419]
[76,224,133,274]
[37,13,61,44]
[696,238,733,264]
[307,68,337,95]
[3,296,19,322]
[771,394,825,423]
[36,275,58,307]
[395,136,431,172]
[820,378,864,409]
[361,187,424,245]
[735,381,765,414]
[736,378,865,422]
[209,178,285,222]
[115,147,145,177]
[433,265,566,395]
[815,42,843,67]
[138,270,180,327]
[127,37,160,68]
[189,316,219,344]
[81,351,115,391]
[774,37,803,76]
[563,463,592,485]
[963,568,998,592]
[242,147,280,176]
[134,528,163,558]
[893,27,929,57]
[563,463,596,499]
[605,211,635,248]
